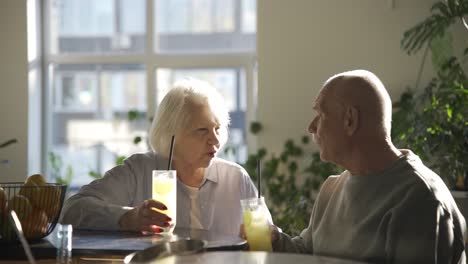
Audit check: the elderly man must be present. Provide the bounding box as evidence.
[271,70,466,263]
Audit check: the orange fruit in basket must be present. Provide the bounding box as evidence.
[22,207,48,239]
[19,175,44,207]
[39,189,61,222]
[20,174,61,217]
[7,195,33,220]
[39,185,61,219]
[26,174,47,186]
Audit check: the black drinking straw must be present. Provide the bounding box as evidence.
[167,135,175,170]
[257,160,261,198]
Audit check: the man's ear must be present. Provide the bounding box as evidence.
[344,106,358,136]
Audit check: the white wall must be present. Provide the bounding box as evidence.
[0,0,466,182]
[257,0,467,154]
[0,0,28,181]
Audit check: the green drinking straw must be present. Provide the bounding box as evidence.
[167,135,175,170]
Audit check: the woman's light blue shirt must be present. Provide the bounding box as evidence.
[60,151,258,235]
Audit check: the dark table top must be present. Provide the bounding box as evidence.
[1,227,246,260]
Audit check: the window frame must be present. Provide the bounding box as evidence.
[39,0,258,181]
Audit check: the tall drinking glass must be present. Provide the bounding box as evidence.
[241,196,272,251]
[152,170,177,234]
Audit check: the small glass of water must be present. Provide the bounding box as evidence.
[56,224,73,264]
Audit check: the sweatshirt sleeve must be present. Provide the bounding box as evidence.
[59,158,139,230]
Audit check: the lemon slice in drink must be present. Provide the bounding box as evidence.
[154,181,174,196]
[243,209,253,226]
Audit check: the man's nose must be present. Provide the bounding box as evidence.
[308,119,317,134]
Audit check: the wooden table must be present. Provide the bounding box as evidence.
[0,227,246,261]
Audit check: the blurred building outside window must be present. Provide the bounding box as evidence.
[33,0,257,189]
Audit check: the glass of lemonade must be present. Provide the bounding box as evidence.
[241,196,272,251]
[152,170,177,234]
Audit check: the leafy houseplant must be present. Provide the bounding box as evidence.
[392,0,468,190]
[242,122,341,236]
[48,152,73,185]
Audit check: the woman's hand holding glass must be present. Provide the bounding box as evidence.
[119,199,172,234]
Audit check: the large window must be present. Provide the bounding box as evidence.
[39,0,257,188]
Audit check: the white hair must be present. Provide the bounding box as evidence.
[148,78,230,157]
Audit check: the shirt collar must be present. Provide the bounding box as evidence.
[156,152,219,185]
[202,161,219,184]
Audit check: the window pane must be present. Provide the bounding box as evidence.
[156,68,247,163]
[156,0,234,34]
[27,0,38,62]
[28,68,41,174]
[121,0,145,34]
[155,0,256,53]
[48,64,147,187]
[49,0,146,54]
[242,0,256,33]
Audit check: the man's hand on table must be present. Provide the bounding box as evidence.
[239,224,281,250]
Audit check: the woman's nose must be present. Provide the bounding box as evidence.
[208,129,220,145]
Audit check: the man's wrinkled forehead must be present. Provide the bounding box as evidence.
[313,91,324,110]
[316,76,348,113]
[314,82,334,110]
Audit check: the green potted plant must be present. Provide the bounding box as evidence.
[392,0,468,228]
[392,0,468,191]
[242,122,341,236]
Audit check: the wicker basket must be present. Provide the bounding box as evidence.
[0,182,67,243]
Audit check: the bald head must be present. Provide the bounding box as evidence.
[309,70,400,173]
[322,70,392,138]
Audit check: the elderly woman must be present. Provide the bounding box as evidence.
[60,78,258,236]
